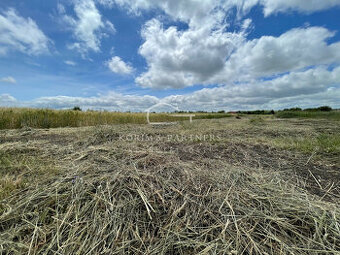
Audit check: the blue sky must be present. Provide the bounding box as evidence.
[0,0,340,111]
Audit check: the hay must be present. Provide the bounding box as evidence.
[1,156,339,254]
[1,119,340,254]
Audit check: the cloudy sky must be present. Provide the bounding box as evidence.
[0,0,340,111]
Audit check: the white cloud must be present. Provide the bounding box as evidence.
[71,0,103,52]
[106,56,134,75]
[93,1,340,90]
[214,27,340,83]
[0,94,17,106]
[135,18,246,89]
[262,88,340,110]
[0,76,16,84]
[102,1,232,28]
[222,0,340,17]
[62,0,115,55]
[113,0,224,28]
[0,92,158,111]
[103,0,340,25]
[161,67,340,111]
[64,60,77,66]
[0,8,50,56]
[136,25,340,89]
[2,66,340,111]
[109,0,337,90]
[260,0,340,16]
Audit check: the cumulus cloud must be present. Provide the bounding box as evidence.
[0,92,158,111]
[108,0,336,90]
[90,1,340,91]
[61,0,115,55]
[106,56,134,74]
[0,76,16,84]
[136,22,340,89]
[100,0,340,24]
[111,0,225,28]
[0,8,50,56]
[2,66,340,111]
[163,67,340,111]
[136,18,247,89]
[214,27,340,83]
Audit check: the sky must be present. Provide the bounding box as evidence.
[0,0,340,112]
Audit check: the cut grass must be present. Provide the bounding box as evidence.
[249,116,266,125]
[1,159,339,254]
[0,117,339,254]
[0,152,59,203]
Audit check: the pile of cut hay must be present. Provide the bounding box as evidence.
[1,158,339,254]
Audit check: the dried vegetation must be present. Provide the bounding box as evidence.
[0,118,339,254]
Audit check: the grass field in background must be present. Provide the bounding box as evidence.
[276,110,340,120]
[0,108,232,129]
[1,107,339,130]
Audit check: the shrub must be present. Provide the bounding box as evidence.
[283,107,302,111]
[72,106,82,111]
[318,106,332,112]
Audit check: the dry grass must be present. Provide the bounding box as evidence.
[0,108,231,129]
[1,160,339,254]
[0,118,339,254]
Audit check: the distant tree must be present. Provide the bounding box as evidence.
[72,106,82,111]
[270,110,275,114]
[318,106,332,112]
[218,110,225,113]
[304,106,332,112]
[283,107,301,111]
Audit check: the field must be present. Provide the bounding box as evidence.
[276,110,340,121]
[0,114,340,254]
[0,108,232,129]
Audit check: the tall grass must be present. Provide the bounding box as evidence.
[0,108,146,129]
[0,108,231,129]
[276,110,340,120]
